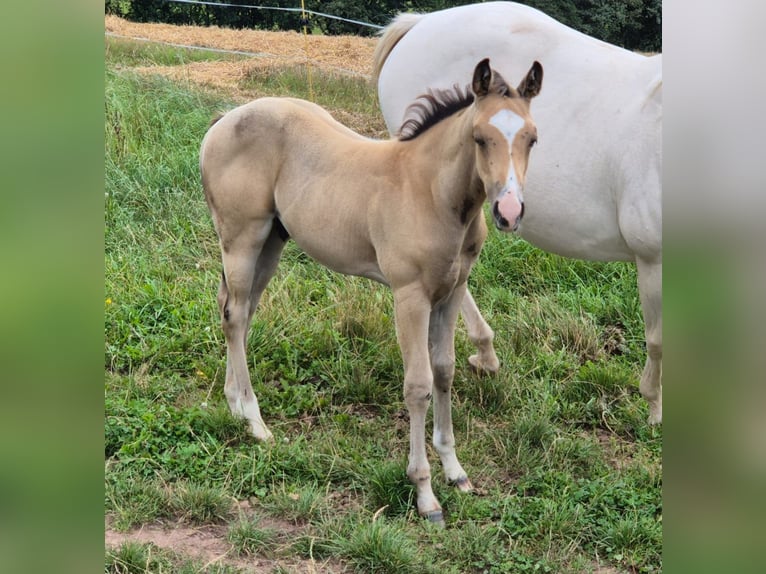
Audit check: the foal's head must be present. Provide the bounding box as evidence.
[470,58,542,231]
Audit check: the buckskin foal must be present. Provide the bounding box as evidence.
[200,59,542,523]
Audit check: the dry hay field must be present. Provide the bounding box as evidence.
[106,15,378,100]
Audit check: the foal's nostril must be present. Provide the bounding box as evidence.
[492,201,509,228]
[512,202,525,231]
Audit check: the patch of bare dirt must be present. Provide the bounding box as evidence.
[105,523,346,573]
[106,521,247,570]
[106,501,349,573]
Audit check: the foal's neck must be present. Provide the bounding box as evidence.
[419,109,485,226]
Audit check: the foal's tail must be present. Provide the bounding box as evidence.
[371,12,423,85]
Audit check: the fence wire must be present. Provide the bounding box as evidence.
[161,0,384,30]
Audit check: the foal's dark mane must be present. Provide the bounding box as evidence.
[397,84,474,141]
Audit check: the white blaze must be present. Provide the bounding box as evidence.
[489,109,525,197]
[489,109,525,227]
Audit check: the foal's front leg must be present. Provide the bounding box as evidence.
[392,284,442,523]
[431,284,473,493]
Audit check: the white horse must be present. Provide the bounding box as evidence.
[373,1,662,424]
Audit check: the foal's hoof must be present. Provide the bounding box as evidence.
[422,509,445,527]
[249,422,274,442]
[468,354,500,375]
[450,476,474,493]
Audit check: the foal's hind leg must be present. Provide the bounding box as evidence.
[218,222,286,440]
[431,284,473,494]
[636,256,662,425]
[461,289,500,374]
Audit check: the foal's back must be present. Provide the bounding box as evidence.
[201,97,362,183]
[200,98,395,282]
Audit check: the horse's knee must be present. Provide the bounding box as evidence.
[404,373,433,410]
[404,388,432,410]
[431,358,455,390]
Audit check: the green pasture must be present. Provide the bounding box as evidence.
[104,36,661,573]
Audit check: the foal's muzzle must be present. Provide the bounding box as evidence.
[492,199,524,232]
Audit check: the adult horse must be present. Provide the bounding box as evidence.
[373,1,662,424]
[200,59,543,523]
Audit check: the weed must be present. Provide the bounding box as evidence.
[170,481,233,524]
[105,541,171,574]
[261,482,327,524]
[105,474,171,531]
[364,461,415,518]
[334,518,424,574]
[227,516,278,557]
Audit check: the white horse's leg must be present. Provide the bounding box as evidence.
[393,284,442,523]
[218,221,282,441]
[636,256,662,425]
[461,289,500,374]
[431,284,473,493]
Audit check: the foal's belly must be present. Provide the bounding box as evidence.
[289,233,388,285]
[276,190,388,283]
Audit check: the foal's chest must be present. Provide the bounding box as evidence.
[428,219,486,304]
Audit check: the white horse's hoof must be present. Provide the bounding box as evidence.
[645,398,662,426]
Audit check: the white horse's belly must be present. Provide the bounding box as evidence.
[516,151,634,261]
[518,200,633,262]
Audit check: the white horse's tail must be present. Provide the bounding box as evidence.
[372,13,424,84]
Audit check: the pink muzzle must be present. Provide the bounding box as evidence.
[492,191,524,231]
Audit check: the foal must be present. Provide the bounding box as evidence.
[200,59,542,523]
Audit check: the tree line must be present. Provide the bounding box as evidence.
[105,0,661,52]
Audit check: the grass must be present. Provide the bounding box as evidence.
[105,541,242,574]
[227,516,278,557]
[104,37,662,573]
[241,64,382,117]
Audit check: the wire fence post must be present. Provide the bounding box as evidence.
[300,0,314,100]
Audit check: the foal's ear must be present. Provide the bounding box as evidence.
[472,58,492,98]
[517,61,543,101]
